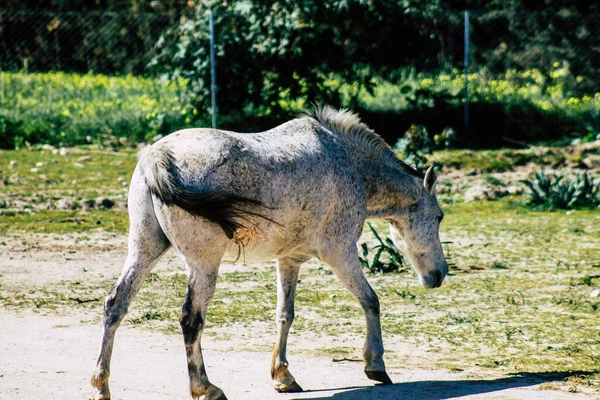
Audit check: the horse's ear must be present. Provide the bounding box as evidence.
[424,166,437,194]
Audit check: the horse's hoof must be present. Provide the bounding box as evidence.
[201,386,228,400]
[365,369,393,385]
[274,380,304,393]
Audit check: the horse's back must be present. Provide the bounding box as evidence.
[153,118,345,198]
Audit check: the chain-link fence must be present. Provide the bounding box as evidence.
[3,10,599,81]
[0,10,191,74]
[0,9,598,148]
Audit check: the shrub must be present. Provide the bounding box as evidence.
[0,71,195,149]
[521,170,600,209]
[359,224,407,274]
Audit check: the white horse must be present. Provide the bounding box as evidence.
[91,106,448,400]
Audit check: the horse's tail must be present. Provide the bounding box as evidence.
[137,144,272,239]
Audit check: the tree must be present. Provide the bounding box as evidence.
[150,0,445,125]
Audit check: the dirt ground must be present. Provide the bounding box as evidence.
[0,233,597,400]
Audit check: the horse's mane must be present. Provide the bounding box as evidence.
[304,106,424,178]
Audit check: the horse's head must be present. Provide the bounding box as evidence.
[388,167,448,288]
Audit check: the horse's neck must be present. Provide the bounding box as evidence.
[355,159,421,219]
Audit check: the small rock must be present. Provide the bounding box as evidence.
[117,176,125,182]
[39,174,48,181]
[52,149,59,155]
[35,161,46,167]
[116,160,124,166]
[41,144,56,151]
[74,162,84,168]
[30,167,39,173]
[95,197,115,209]
[59,148,68,156]
[86,136,92,143]
[9,160,17,167]
[591,289,599,298]
[57,197,74,210]
[121,181,128,187]
[151,134,163,143]
[77,156,91,163]
[119,137,129,146]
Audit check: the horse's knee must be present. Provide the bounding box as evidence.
[276,308,294,325]
[103,288,125,327]
[361,293,380,316]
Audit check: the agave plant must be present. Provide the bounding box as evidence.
[521,170,600,209]
[359,224,407,274]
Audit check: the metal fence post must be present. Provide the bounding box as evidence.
[464,10,470,130]
[209,10,218,129]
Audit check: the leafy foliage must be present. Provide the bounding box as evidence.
[0,71,194,149]
[359,224,407,274]
[521,170,600,209]
[396,124,457,169]
[148,1,453,122]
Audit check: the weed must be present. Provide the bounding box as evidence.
[394,289,416,300]
[482,175,505,187]
[521,170,600,209]
[505,327,524,341]
[359,224,406,274]
[490,261,508,269]
[506,292,525,305]
[447,313,475,325]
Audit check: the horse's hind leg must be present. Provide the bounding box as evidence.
[270,256,306,393]
[180,257,227,400]
[91,171,170,399]
[322,243,392,385]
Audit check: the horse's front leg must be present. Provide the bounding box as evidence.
[181,263,227,400]
[270,256,306,392]
[322,244,393,385]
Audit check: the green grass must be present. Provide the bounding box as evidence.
[0,71,196,149]
[0,210,129,234]
[0,147,135,231]
[0,147,137,197]
[427,148,567,172]
[2,198,599,386]
[347,67,600,117]
[2,68,599,150]
[1,145,599,389]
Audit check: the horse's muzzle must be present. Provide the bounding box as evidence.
[421,269,445,289]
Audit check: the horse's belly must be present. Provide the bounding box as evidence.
[221,238,311,264]
[221,241,282,264]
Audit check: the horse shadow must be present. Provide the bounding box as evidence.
[292,371,594,400]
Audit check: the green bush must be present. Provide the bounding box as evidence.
[0,71,195,149]
[347,67,600,147]
[2,69,599,150]
[521,170,600,209]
